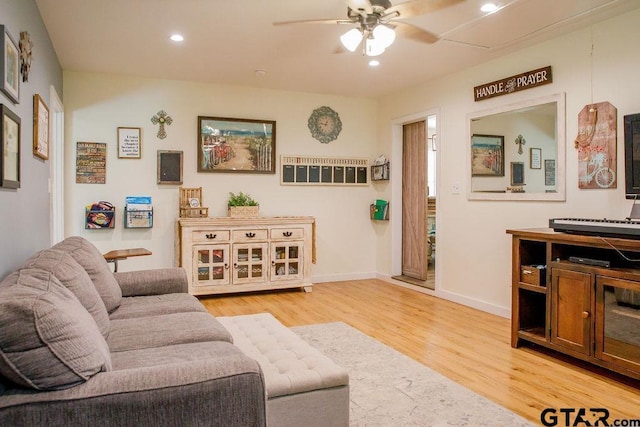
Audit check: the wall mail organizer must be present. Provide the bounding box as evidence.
[85,201,115,229]
[124,196,153,228]
[280,155,368,186]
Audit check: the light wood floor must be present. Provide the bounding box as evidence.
[199,279,640,424]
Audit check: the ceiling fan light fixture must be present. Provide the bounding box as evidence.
[340,28,364,52]
[372,24,396,48]
[365,37,385,57]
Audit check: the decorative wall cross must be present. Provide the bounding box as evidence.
[515,134,526,155]
[151,110,173,139]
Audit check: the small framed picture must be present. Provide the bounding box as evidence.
[189,197,200,208]
[33,94,49,160]
[157,150,183,185]
[530,147,541,169]
[118,127,141,159]
[1,104,20,189]
[0,26,20,104]
[511,161,525,186]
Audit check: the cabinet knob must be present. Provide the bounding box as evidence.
[283,231,292,237]
[582,311,590,319]
[246,232,256,238]
[271,260,276,266]
[224,263,229,270]
[205,233,216,239]
[233,263,238,269]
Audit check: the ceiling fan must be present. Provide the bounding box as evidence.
[273,0,464,56]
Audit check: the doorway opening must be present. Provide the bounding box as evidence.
[390,110,438,290]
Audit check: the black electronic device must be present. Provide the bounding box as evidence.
[568,256,611,268]
[549,217,640,239]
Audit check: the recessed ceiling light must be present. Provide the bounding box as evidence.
[481,3,498,13]
[170,34,184,42]
[369,60,380,67]
[255,69,267,77]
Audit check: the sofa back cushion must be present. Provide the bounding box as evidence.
[0,269,112,390]
[52,236,122,313]
[21,248,110,338]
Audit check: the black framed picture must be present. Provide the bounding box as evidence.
[1,104,20,189]
[0,26,19,104]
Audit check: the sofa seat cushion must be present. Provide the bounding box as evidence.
[0,269,112,390]
[110,340,246,370]
[52,236,122,313]
[21,248,110,339]
[108,312,233,352]
[108,293,207,320]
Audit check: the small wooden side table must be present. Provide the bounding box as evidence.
[103,248,152,272]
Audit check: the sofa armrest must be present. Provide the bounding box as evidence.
[113,268,188,296]
[0,355,266,426]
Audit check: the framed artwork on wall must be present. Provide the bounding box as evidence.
[471,134,504,177]
[117,127,141,159]
[33,94,49,160]
[157,150,183,185]
[1,104,20,188]
[197,116,276,174]
[511,162,525,186]
[0,26,20,104]
[530,147,541,169]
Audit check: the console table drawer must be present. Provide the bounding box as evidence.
[192,230,230,243]
[232,229,268,242]
[270,228,304,240]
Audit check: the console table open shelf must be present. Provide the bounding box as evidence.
[508,228,640,380]
[176,216,315,296]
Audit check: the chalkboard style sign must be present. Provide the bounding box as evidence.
[157,150,183,185]
[511,161,525,186]
[280,155,368,186]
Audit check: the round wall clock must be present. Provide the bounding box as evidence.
[308,106,342,144]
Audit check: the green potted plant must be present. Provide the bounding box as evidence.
[227,192,260,217]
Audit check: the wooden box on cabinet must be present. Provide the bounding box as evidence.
[507,228,640,381]
[177,216,315,295]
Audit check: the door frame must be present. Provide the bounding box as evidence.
[390,108,440,282]
[49,85,64,245]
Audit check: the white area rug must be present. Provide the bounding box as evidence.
[291,322,534,427]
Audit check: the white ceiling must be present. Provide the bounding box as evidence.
[35,0,640,98]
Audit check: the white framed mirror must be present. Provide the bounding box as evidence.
[467,92,566,201]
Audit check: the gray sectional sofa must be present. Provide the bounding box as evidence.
[0,236,266,426]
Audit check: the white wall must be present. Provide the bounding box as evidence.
[0,0,63,278]
[376,9,640,316]
[63,73,378,281]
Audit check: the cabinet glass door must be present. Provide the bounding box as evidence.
[271,243,303,281]
[194,245,230,286]
[596,276,640,373]
[233,243,268,284]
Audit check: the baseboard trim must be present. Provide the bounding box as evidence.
[377,273,510,319]
[312,271,376,283]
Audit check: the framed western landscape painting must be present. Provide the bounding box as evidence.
[197,116,276,174]
[471,134,504,177]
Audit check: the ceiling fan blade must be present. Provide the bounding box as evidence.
[386,0,464,19]
[273,18,352,26]
[393,21,439,44]
[345,0,373,14]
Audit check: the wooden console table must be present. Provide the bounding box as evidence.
[508,228,640,380]
[103,248,152,272]
[176,216,315,295]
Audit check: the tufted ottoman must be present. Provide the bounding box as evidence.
[218,313,349,427]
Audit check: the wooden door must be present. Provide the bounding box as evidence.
[550,268,592,355]
[402,121,428,280]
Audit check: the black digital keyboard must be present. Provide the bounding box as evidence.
[549,218,640,239]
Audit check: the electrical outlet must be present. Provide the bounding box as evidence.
[452,183,461,194]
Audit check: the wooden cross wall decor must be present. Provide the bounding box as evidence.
[515,134,526,155]
[151,110,173,139]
